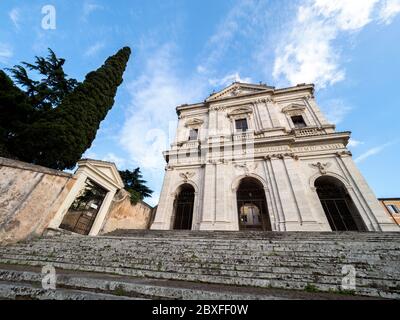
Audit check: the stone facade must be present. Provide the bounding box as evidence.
[379,198,400,226]
[151,82,399,232]
[100,189,155,234]
[0,157,154,243]
[0,157,76,243]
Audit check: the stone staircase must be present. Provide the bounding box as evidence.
[0,230,399,300]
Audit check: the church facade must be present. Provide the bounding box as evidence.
[151,82,398,232]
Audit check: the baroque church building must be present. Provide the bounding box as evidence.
[151,82,398,232]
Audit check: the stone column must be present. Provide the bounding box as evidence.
[283,156,322,230]
[262,158,285,231]
[199,162,216,230]
[269,155,302,231]
[337,154,399,231]
[89,190,116,236]
[48,173,88,229]
[265,98,281,128]
[304,95,330,126]
[151,168,175,230]
[256,99,272,129]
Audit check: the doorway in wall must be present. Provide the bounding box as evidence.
[173,184,195,230]
[237,177,272,231]
[59,179,107,235]
[315,176,367,231]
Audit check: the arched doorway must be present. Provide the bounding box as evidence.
[173,184,195,230]
[315,176,366,231]
[236,177,272,231]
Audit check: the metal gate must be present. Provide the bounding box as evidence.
[316,182,363,231]
[60,179,107,235]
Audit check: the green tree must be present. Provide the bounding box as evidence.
[119,168,153,204]
[0,71,35,157]
[7,48,79,111]
[9,47,131,170]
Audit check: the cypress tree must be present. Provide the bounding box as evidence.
[0,71,35,157]
[9,47,131,170]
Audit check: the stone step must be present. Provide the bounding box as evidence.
[1,258,396,298]
[0,281,138,300]
[1,248,397,270]
[1,231,399,299]
[102,230,400,240]
[1,254,398,295]
[5,237,399,254]
[0,265,379,300]
[14,237,400,251]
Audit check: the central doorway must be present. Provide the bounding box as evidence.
[173,184,195,230]
[237,177,271,231]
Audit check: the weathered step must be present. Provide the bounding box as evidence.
[0,281,139,300]
[0,265,382,300]
[1,231,399,299]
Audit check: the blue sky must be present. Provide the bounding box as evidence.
[1,0,399,205]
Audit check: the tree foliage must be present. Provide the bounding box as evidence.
[0,71,34,157]
[5,47,131,170]
[119,168,153,204]
[7,48,79,111]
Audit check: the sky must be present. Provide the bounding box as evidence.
[1,0,400,206]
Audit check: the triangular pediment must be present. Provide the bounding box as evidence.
[77,159,125,189]
[227,107,253,117]
[206,82,273,102]
[282,103,306,113]
[185,118,204,128]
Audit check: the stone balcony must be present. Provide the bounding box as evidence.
[292,127,327,137]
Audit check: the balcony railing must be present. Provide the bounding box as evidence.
[293,127,326,137]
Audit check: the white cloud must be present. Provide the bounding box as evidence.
[84,41,105,57]
[102,153,126,169]
[208,72,252,87]
[82,1,103,20]
[348,139,364,148]
[9,8,20,29]
[320,99,353,124]
[354,141,396,163]
[273,0,386,88]
[145,192,159,207]
[379,0,400,24]
[119,44,205,172]
[0,43,13,64]
[197,0,259,77]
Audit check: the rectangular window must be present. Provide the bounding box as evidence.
[291,115,307,128]
[235,119,248,131]
[387,204,400,214]
[189,129,198,140]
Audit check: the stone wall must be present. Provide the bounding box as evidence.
[0,157,76,244]
[100,189,154,234]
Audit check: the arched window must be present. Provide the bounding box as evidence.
[315,176,366,231]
